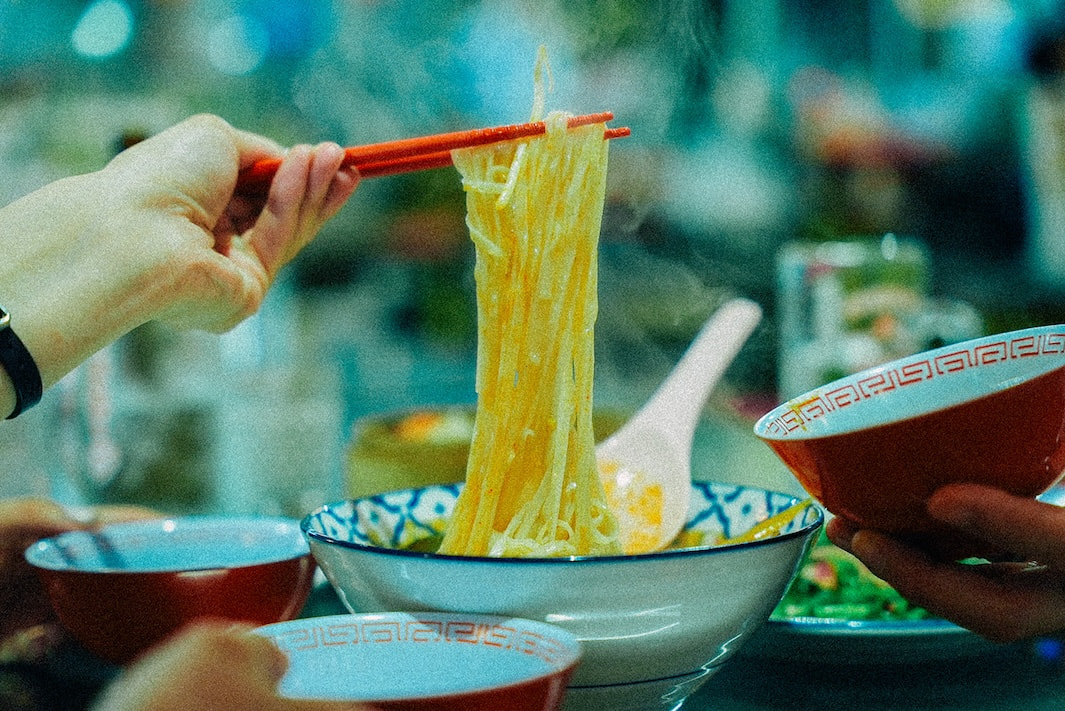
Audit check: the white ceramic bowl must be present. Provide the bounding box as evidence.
[255,612,581,709]
[302,481,822,711]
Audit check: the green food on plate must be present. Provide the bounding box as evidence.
[772,532,932,622]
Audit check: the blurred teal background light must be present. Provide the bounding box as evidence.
[71,0,134,60]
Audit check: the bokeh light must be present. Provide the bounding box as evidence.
[206,13,269,76]
[71,0,134,59]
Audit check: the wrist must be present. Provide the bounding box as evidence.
[0,304,43,418]
[0,172,155,389]
[0,370,13,418]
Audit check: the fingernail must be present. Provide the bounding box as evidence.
[849,530,884,564]
[824,516,854,552]
[927,490,975,529]
[316,141,343,163]
[225,622,256,635]
[287,143,312,161]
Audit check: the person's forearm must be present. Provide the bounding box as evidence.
[0,115,358,421]
[0,173,167,397]
[0,371,14,419]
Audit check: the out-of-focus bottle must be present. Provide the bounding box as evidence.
[776,233,982,399]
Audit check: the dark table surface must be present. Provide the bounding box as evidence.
[8,585,1065,711]
[687,635,1065,710]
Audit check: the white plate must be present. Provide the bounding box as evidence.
[743,485,1065,664]
[743,612,1004,664]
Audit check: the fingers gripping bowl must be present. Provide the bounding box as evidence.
[754,324,1065,559]
[302,481,822,710]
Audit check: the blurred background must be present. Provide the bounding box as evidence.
[2,0,1065,515]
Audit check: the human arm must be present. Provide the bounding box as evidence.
[826,482,1065,642]
[0,114,359,417]
[92,621,377,711]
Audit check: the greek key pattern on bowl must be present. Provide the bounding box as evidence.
[762,331,1065,438]
[265,617,570,665]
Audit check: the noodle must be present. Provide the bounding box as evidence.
[437,83,620,558]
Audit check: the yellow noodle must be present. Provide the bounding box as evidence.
[438,111,620,557]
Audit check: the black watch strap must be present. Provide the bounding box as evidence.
[0,305,42,418]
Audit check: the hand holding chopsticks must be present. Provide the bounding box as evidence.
[237,112,629,194]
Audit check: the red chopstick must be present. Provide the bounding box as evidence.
[357,126,631,179]
[237,113,628,192]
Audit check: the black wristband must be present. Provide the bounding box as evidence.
[0,305,43,418]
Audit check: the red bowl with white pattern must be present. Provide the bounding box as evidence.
[755,325,1065,559]
[255,612,580,710]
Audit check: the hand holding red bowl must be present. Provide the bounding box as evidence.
[755,325,1065,641]
[827,483,1065,643]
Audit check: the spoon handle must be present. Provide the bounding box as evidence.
[634,298,763,451]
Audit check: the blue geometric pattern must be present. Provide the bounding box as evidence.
[302,481,821,560]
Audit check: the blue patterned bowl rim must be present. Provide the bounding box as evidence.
[301,481,824,564]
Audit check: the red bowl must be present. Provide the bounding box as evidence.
[255,612,581,710]
[25,516,315,664]
[755,325,1065,559]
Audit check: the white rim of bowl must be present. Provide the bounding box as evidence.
[24,515,310,573]
[255,611,582,701]
[301,482,824,564]
[754,323,1065,441]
